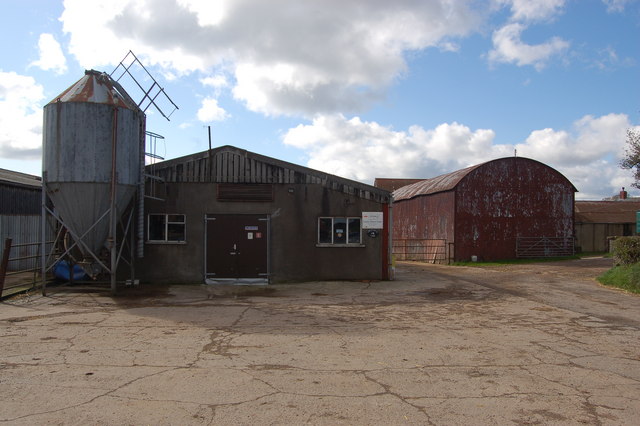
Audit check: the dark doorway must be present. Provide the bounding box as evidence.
[205,214,269,284]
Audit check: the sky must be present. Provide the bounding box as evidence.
[1,0,639,200]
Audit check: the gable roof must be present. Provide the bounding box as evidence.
[575,200,640,223]
[147,145,390,203]
[0,168,42,189]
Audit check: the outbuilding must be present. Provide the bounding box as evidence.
[136,145,392,284]
[390,157,576,262]
[0,169,43,273]
[574,199,640,252]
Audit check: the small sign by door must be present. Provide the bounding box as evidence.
[362,211,384,229]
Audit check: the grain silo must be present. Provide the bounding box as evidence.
[41,70,145,293]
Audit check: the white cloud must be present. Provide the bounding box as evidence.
[30,33,68,75]
[60,0,481,118]
[283,113,637,199]
[0,71,45,159]
[197,97,229,122]
[488,0,569,70]
[201,74,228,89]
[176,0,227,26]
[488,23,569,70]
[515,113,630,164]
[602,0,633,13]
[496,0,566,22]
[283,114,497,182]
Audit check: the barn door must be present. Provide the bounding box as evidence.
[205,214,269,284]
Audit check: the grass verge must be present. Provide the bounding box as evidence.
[597,264,640,294]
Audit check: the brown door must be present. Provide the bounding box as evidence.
[205,214,269,283]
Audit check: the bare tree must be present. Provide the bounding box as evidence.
[620,129,640,189]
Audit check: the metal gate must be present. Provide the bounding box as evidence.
[205,214,269,284]
[516,237,574,258]
[392,239,449,264]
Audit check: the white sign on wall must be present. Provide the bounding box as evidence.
[362,211,384,229]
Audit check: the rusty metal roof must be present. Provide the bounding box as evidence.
[392,163,482,201]
[47,70,138,110]
[373,178,424,192]
[392,157,577,202]
[575,200,640,223]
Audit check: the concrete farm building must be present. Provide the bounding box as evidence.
[137,145,393,284]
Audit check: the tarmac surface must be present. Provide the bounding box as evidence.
[1,257,639,425]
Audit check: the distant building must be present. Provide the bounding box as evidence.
[0,168,43,271]
[574,196,640,252]
[388,157,576,262]
[374,178,423,193]
[0,168,41,215]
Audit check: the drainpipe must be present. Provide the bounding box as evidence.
[388,197,394,280]
[109,107,119,295]
[41,172,47,296]
[137,117,146,258]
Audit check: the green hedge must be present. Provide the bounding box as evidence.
[611,236,640,266]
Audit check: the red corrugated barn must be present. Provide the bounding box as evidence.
[391,157,576,262]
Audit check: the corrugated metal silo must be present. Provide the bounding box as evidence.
[42,70,143,261]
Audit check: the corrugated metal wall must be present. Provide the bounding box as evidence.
[0,183,46,272]
[454,158,574,261]
[0,215,53,271]
[0,184,40,215]
[393,191,455,240]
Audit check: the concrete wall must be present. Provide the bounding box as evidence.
[137,182,387,283]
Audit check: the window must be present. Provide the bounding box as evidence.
[317,217,362,245]
[148,214,186,243]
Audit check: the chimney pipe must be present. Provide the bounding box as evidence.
[620,187,627,200]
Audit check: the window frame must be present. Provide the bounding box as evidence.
[317,216,364,247]
[147,213,187,244]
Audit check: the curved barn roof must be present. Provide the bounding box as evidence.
[393,157,576,202]
[393,163,482,201]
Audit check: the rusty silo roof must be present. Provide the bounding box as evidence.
[393,163,483,201]
[47,69,138,110]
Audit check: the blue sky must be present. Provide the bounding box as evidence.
[1,0,638,199]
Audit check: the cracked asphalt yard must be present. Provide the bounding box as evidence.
[1,257,639,425]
